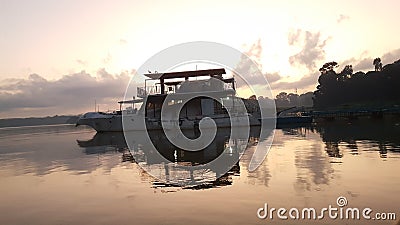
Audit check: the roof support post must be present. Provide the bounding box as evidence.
[160,78,165,94]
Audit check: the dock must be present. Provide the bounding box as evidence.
[310,107,400,121]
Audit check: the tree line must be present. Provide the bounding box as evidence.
[259,56,399,110]
[313,58,400,109]
[273,92,313,108]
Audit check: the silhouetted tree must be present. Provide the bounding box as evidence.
[340,65,353,79]
[314,63,338,108]
[274,92,313,108]
[299,92,314,107]
[288,93,299,106]
[249,95,257,100]
[373,58,383,71]
[319,61,339,74]
[275,92,289,107]
[352,71,365,79]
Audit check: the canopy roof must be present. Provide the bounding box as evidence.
[144,68,226,80]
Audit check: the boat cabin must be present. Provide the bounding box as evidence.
[138,68,237,120]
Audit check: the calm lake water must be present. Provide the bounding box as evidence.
[0,119,399,225]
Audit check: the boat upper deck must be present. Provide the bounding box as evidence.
[138,68,235,98]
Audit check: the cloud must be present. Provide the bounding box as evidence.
[337,14,350,23]
[234,38,322,94]
[103,52,112,64]
[76,59,87,66]
[232,35,397,94]
[288,29,329,70]
[4,43,396,118]
[119,39,128,45]
[265,72,281,83]
[382,48,400,64]
[353,57,372,71]
[0,69,135,118]
[339,48,400,72]
[269,71,320,93]
[233,39,267,87]
[288,29,302,45]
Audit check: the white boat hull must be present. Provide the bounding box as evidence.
[76,112,261,132]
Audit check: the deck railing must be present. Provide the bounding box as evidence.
[137,86,159,97]
[137,82,235,98]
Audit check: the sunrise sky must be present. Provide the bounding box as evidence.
[1,0,399,118]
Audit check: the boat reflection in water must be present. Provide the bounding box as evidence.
[77,132,135,163]
[77,117,400,192]
[77,118,400,189]
[77,126,271,189]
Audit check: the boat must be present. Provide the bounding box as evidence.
[75,99,141,132]
[275,107,313,127]
[76,68,262,132]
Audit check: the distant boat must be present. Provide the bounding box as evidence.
[276,116,313,125]
[275,107,313,127]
